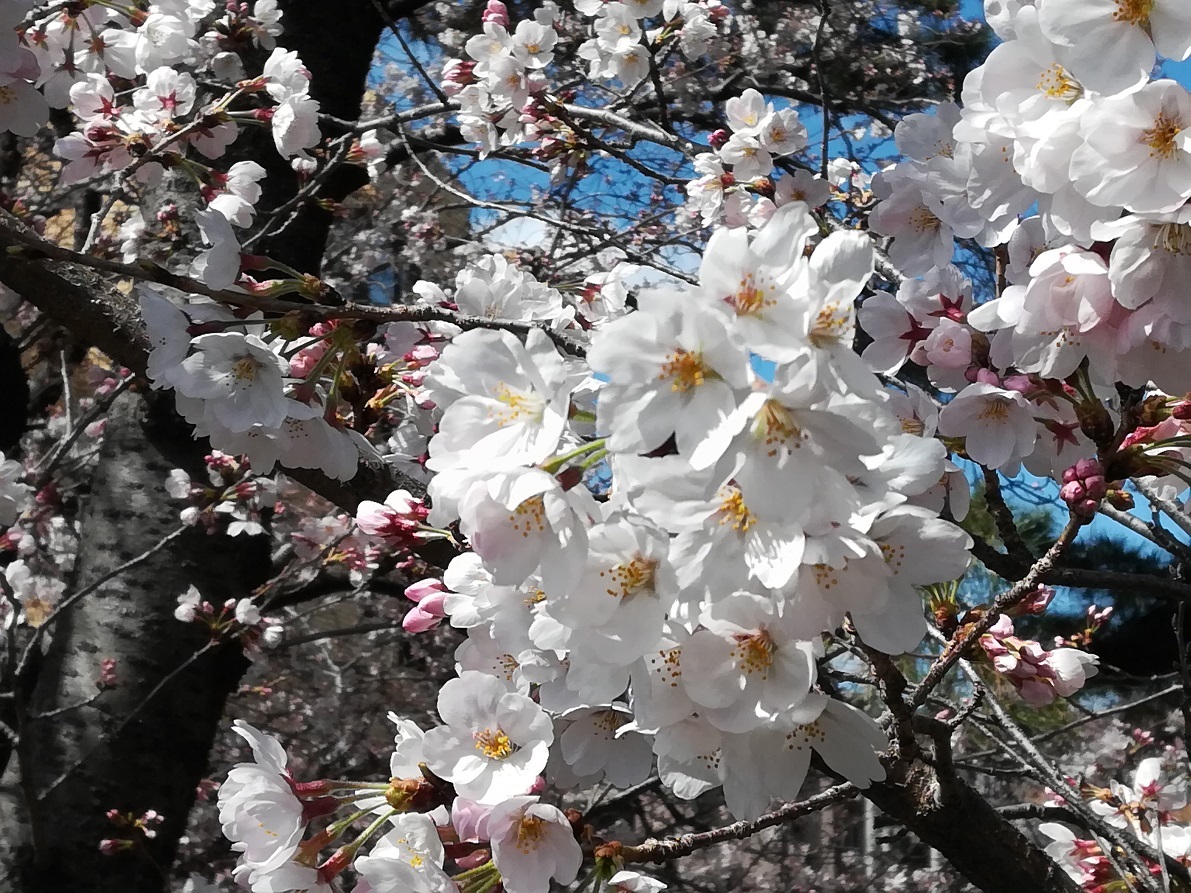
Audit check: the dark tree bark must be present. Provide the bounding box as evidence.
[0,392,269,893]
[243,0,386,275]
[0,7,399,889]
[863,758,1082,893]
[0,327,28,456]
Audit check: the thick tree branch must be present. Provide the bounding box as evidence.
[862,759,1083,893]
[971,537,1191,602]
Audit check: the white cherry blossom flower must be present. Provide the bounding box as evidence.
[1039,0,1191,94]
[191,209,242,290]
[488,796,582,893]
[353,814,454,893]
[682,592,819,733]
[936,382,1038,470]
[426,328,577,470]
[422,670,553,804]
[720,693,887,819]
[1071,80,1191,215]
[588,289,750,460]
[218,721,304,878]
[173,332,289,433]
[557,704,653,787]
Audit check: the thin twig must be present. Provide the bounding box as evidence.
[912,516,1082,710]
[812,0,832,178]
[369,0,449,105]
[243,134,356,250]
[1136,479,1191,541]
[34,376,134,487]
[273,621,404,650]
[618,783,858,863]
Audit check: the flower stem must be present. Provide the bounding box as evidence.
[540,438,607,473]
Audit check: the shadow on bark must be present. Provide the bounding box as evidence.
[0,393,269,893]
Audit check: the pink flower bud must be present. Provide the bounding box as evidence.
[992,653,1019,674]
[289,341,329,378]
[1060,480,1086,503]
[709,128,730,149]
[1001,374,1033,394]
[402,605,444,633]
[406,344,440,367]
[1018,679,1057,707]
[405,578,446,604]
[99,658,118,687]
[1018,586,1055,616]
[481,0,509,27]
[987,614,1015,638]
[355,491,429,544]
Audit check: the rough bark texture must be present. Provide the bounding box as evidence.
[0,9,396,889]
[0,393,269,893]
[863,759,1083,893]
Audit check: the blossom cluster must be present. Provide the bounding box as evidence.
[978,614,1099,707]
[1,0,1165,889]
[223,193,989,892]
[446,0,727,159]
[863,0,1191,494]
[1043,757,1191,889]
[140,289,372,481]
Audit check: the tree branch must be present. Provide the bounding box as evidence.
[617,783,858,864]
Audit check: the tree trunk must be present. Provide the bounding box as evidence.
[0,393,269,893]
[244,0,385,275]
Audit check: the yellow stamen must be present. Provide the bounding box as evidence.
[1142,111,1183,160]
[659,348,710,392]
[474,728,515,760]
[732,629,776,676]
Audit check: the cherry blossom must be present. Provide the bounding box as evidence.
[488,796,582,893]
[422,671,553,804]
